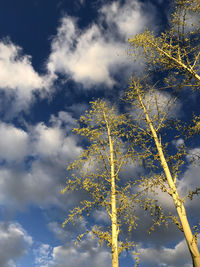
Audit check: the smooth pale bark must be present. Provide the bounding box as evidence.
[104,112,119,267]
[193,257,200,266]
[136,87,200,267]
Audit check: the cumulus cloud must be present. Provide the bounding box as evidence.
[142,89,181,121]
[37,233,111,267]
[31,120,81,163]
[47,18,120,87]
[0,0,158,114]
[0,40,46,116]
[48,222,69,242]
[137,239,192,267]
[177,147,200,211]
[100,0,153,39]
[34,244,53,267]
[0,222,32,267]
[0,122,28,162]
[0,112,82,208]
[32,123,65,158]
[0,41,43,91]
[50,111,77,130]
[47,0,156,88]
[129,89,181,133]
[48,219,87,244]
[93,209,110,223]
[186,147,200,165]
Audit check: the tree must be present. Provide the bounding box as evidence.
[128,0,200,90]
[127,1,200,264]
[62,99,152,267]
[125,77,200,266]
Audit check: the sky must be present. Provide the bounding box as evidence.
[0,0,199,266]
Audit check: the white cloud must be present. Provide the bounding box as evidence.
[50,111,76,130]
[93,209,110,223]
[0,140,81,208]
[47,18,121,87]
[40,233,111,267]
[177,148,200,210]
[0,40,46,115]
[150,187,174,211]
[0,222,32,267]
[32,123,64,158]
[31,121,81,161]
[0,41,43,91]
[172,138,184,148]
[137,239,192,267]
[0,112,82,208]
[34,244,53,267]
[186,147,200,165]
[143,89,181,120]
[175,147,200,199]
[48,222,69,242]
[100,0,152,39]
[47,0,156,88]
[0,122,28,162]
[0,0,158,114]
[130,89,181,132]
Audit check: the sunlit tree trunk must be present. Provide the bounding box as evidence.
[136,86,200,267]
[104,112,119,267]
[63,100,139,266]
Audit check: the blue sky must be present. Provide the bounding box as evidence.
[0,0,199,266]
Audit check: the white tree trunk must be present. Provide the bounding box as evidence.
[104,113,119,267]
[137,88,200,267]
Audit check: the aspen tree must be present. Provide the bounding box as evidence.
[61,99,152,267]
[125,77,200,267]
[123,0,200,265]
[127,1,200,263]
[128,0,200,90]
[128,0,200,162]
